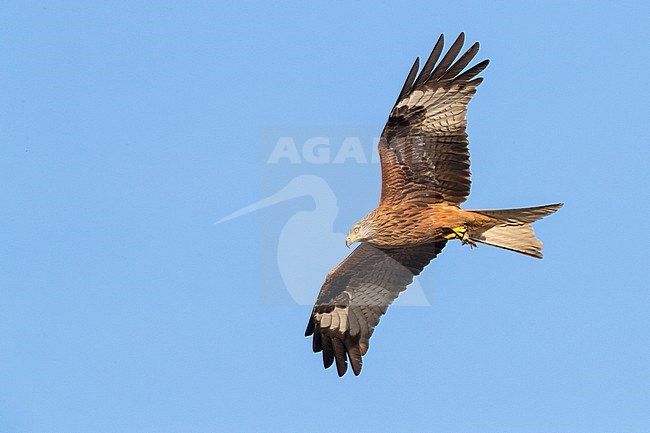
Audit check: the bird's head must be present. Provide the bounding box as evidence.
[345,214,376,247]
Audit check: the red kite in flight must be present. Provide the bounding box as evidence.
[305,33,562,376]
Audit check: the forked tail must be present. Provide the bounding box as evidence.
[470,203,563,258]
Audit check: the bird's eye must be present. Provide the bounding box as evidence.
[354,227,359,233]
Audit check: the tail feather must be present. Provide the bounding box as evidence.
[474,203,563,224]
[470,203,562,259]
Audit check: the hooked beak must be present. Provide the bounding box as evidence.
[345,235,353,248]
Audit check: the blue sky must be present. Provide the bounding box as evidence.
[2,1,650,432]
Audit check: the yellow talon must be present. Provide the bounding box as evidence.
[443,226,467,240]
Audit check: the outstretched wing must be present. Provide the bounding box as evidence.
[305,241,447,376]
[379,33,489,205]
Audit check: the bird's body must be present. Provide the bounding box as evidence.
[361,202,491,248]
[305,33,563,377]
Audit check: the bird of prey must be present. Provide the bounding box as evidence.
[305,33,562,377]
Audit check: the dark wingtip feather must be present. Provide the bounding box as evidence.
[312,329,322,353]
[348,345,363,376]
[395,57,420,104]
[455,59,490,83]
[413,34,445,88]
[305,317,315,336]
[440,41,480,81]
[321,335,335,369]
[331,337,348,377]
[429,32,466,82]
